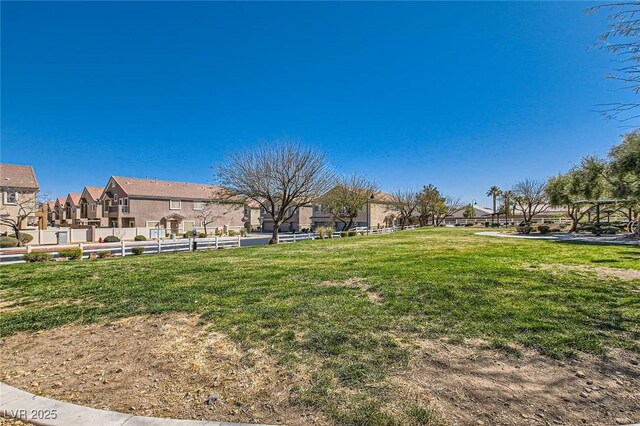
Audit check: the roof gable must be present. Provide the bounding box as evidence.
[110,176,230,200]
[66,193,81,206]
[0,163,39,190]
[81,186,104,202]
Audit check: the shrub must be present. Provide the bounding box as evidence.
[340,231,348,238]
[240,229,247,237]
[0,236,19,248]
[516,225,532,234]
[59,248,82,260]
[134,235,147,241]
[103,235,120,243]
[600,226,619,235]
[131,247,144,255]
[537,225,550,234]
[9,233,33,243]
[97,250,114,258]
[198,232,207,238]
[23,252,52,263]
[464,223,474,227]
[315,226,335,239]
[300,228,310,233]
[183,232,191,238]
[228,230,237,237]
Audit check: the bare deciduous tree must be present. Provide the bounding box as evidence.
[320,174,378,231]
[391,189,419,229]
[512,179,549,224]
[588,2,640,123]
[195,201,223,236]
[0,190,43,246]
[434,195,465,226]
[216,140,334,244]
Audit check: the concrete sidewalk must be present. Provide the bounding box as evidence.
[0,382,272,426]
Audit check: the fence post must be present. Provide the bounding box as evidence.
[188,237,193,252]
[39,229,43,245]
[121,241,126,257]
[157,239,162,254]
[215,236,219,249]
[277,234,280,244]
[237,235,241,247]
[26,245,32,254]
[79,243,84,260]
[293,234,297,243]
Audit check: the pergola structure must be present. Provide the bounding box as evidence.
[574,199,639,233]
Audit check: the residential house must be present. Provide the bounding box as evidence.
[64,193,82,226]
[52,197,66,225]
[98,176,247,235]
[449,204,494,220]
[0,163,40,233]
[78,186,106,226]
[244,200,262,231]
[310,190,398,231]
[260,204,313,233]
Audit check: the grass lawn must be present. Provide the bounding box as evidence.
[1,228,639,425]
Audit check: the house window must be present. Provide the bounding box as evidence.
[183,221,195,232]
[90,204,96,212]
[114,194,118,202]
[170,200,181,210]
[5,191,17,204]
[193,201,204,211]
[146,220,160,228]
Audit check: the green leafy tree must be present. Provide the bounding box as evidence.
[546,165,607,232]
[320,175,378,231]
[463,204,476,219]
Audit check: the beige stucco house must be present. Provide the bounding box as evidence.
[0,163,41,233]
[310,190,398,231]
[260,204,313,233]
[98,176,248,235]
[78,186,106,226]
[64,192,82,225]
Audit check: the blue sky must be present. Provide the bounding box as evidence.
[1,1,634,206]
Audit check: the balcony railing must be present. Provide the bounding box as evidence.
[107,205,130,215]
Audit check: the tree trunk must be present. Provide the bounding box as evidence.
[269,222,280,244]
[13,225,23,247]
[345,217,354,231]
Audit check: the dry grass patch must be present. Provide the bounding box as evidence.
[320,277,382,305]
[389,339,640,426]
[0,314,330,426]
[534,264,640,281]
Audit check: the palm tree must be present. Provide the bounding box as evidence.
[486,186,502,214]
[501,190,514,223]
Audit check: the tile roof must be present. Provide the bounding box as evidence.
[56,197,66,205]
[0,163,39,190]
[67,193,82,206]
[83,186,104,201]
[112,176,232,201]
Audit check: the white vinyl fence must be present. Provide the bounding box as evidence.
[20,227,167,245]
[276,225,417,243]
[0,236,241,265]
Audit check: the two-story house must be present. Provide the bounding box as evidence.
[310,190,398,231]
[99,176,247,235]
[0,163,41,233]
[78,186,106,226]
[64,192,82,226]
[260,204,313,233]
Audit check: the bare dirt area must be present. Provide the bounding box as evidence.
[536,264,640,281]
[1,315,639,426]
[389,339,640,426]
[0,314,330,426]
